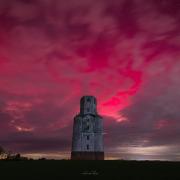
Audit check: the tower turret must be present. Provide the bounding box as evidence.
[80,96,97,115]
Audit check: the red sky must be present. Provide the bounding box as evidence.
[0,0,180,160]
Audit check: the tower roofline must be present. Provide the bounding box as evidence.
[80,95,97,101]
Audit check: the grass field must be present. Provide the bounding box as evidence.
[0,160,180,179]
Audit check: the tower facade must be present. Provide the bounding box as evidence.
[71,96,104,160]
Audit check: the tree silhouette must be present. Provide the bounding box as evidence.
[0,145,29,160]
[0,146,7,160]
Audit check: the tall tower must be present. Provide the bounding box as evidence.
[71,96,104,160]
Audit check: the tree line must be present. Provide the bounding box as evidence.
[0,145,29,160]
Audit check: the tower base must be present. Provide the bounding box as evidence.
[71,151,104,160]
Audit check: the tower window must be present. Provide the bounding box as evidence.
[87,98,91,102]
[87,135,89,140]
[87,108,90,112]
[87,144,89,150]
[86,125,89,130]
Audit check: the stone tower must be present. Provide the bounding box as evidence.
[71,96,104,160]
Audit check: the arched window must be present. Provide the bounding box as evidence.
[87,144,89,150]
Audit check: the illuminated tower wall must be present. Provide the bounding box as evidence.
[71,96,104,160]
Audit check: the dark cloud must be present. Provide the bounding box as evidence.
[0,90,76,154]
[0,126,72,153]
[115,67,180,159]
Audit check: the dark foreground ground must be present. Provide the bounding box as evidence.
[0,160,180,179]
